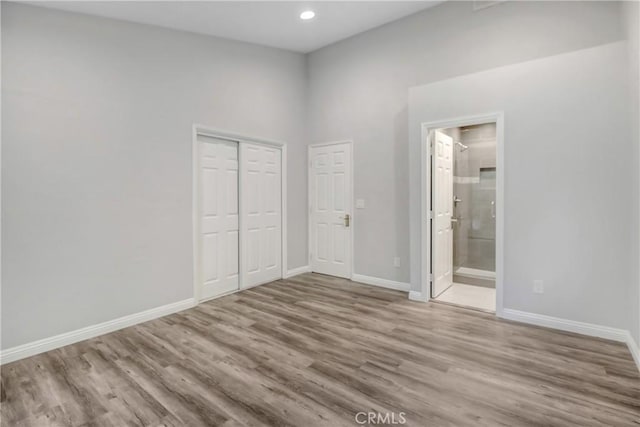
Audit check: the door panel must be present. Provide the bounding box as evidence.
[198,136,239,300]
[240,143,282,287]
[432,131,453,298]
[310,143,352,278]
[202,233,218,282]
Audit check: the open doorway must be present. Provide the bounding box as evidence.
[431,123,497,312]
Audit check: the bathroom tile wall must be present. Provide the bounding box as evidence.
[454,123,497,272]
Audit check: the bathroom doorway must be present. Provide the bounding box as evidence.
[431,122,497,312]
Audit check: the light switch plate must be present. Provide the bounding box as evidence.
[356,199,365,209]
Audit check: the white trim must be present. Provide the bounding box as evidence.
[307,145,311,267]
[193,124,287,149]
[502,308,629,342]
[626,334,640,372]
[192,124,287,302]
[308,140,355,279]
[501,308,640,373]
[281,145,288,280]
[0,298,195,365]
[419,112,505,317]
[284,265,311,278]
[308,140,352,148]
[351,274,410,292]
[192,125,201,302]
[454,266,496,280]
[409,291,427,302]
[503,308,640,372]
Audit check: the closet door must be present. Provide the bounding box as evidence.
[198,136,239,300]
[240,143,282,287]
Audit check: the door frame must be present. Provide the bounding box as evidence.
[420,113,504,316]
[307,140,355,279]
[192,124,288,303]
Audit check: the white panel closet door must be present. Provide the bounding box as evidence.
[240,143,282,287]
[309,143,352,278]
[432,130,453,298]
[198,136,239,300]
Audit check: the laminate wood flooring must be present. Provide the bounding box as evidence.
[1,273,639,426]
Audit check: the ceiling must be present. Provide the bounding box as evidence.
[26,1,443,53]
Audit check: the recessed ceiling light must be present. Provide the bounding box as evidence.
[300,10,315,20]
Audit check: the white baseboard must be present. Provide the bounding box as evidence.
[4,292,638,373]
[351,274,410,292]
[626,333,640,372]
[501,308,629,342]
[284,265,311,278]
[0,298,196,365]
[409,290,428,302]
[500,309,639,373]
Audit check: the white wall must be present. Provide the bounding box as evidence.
[1,3,308,349]
[3,0,638,352]
[622,1,640,345]
[308,0,624,283]
[409,42,634,331]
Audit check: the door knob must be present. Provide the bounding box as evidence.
[340,214,351,227]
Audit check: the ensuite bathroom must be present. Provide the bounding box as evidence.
[434,123,497,311]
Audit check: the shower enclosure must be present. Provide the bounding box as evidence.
[452,123,496,287]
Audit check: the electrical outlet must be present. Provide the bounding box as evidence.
[394,257,401,268]
[533,280,544,294]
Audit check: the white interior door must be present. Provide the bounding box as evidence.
[240,143,282,287]
[198,136,239,300]
[432,130,453,297]
[309,143,352,278]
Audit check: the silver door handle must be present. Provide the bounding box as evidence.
[340,214,351,227]
[491,201,496,219]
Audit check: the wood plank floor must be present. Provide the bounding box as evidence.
[1,273,639,426]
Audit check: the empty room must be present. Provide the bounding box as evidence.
[1,0,639,425]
